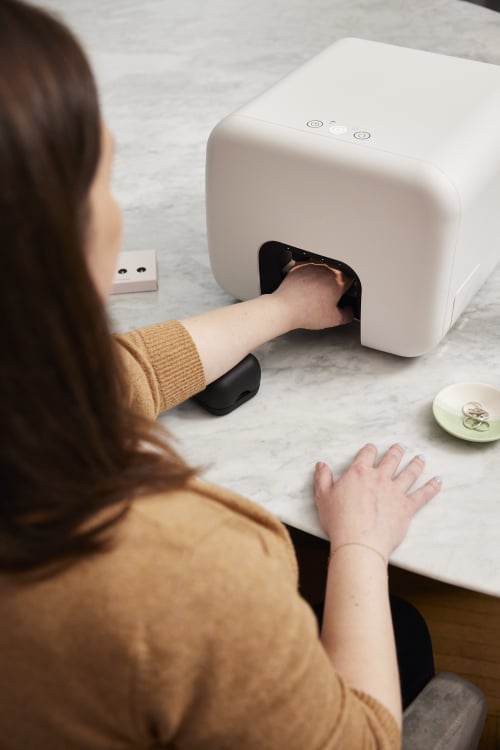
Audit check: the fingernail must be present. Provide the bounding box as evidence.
[396,442,407,450]
[418,454,426,462]
[434,475,443,484]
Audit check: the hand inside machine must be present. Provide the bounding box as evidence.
[274,261,356,329]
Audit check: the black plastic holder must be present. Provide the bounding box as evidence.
[191,353,261,416]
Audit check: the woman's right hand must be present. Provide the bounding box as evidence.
[314,443,442,560]
[272,262,354,331]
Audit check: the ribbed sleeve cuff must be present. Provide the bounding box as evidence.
[137,320,206,412]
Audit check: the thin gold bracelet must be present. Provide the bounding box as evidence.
[328,542,388,567]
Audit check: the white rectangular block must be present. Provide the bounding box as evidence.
[111,250,158,294]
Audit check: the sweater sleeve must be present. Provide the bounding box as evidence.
[136,517,401,750]
[113,320,206,418]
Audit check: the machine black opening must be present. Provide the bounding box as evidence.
[258,240,362,320]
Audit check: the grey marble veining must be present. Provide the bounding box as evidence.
[45,0,500,595]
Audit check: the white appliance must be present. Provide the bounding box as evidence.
[205,38,500,356]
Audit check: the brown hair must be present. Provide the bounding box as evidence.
[0,0,195,572]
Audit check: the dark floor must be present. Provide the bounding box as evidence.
[463,0,500,10]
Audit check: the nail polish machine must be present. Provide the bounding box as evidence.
[205,38,500,356]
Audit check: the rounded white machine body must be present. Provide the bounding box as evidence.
[206,38,500,356]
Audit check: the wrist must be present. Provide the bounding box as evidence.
[266,289,299,333]
[328,542,388,568]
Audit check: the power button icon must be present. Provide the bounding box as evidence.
[353,131,371,140]
[307,120,323,128]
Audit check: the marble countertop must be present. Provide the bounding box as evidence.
[49,0,500,596]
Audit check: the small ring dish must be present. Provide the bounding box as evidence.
[432,382,500,443]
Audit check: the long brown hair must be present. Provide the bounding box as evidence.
[0,0,195,572]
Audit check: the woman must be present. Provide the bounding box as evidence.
[0,1,441,748]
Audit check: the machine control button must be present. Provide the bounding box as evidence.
[306,120,323,128]
[330,125,348,134]
[353,130,371,140]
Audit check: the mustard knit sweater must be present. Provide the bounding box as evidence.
[0,320,400,750]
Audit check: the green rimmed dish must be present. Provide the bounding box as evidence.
[432,382,500,443]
